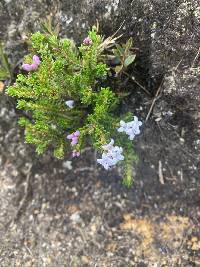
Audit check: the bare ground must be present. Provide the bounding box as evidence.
[0,73,200,267]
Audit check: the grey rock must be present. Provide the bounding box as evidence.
[0,0,199,97]
[70,212,81,223]
[62,160,73,170]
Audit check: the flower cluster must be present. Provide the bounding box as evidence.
[22,55,40,72]
[67,131,80,146]
[97,139,124,170]
[117,116,142,140]
[67,131,80,157]
[83,37,93,46]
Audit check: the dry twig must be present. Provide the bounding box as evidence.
[158,160,164,184]
[11,165,33,224]
[145,78,164,122]
[180,169,183,181]
[191,47,200,68]
[74,167,95,173]
[98,21,125,52]
[123,71,151,96]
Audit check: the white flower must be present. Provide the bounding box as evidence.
[117,116,142,140]
[65,100,74,109]
[97,153,113,170]
[107,146,124,162]
[102,138,114,151]
[97,139,124,170]
[133,116,142,128]
[117,120,127,133]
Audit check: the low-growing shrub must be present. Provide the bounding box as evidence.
[6,25,142,186]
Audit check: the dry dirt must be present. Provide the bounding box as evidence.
[0,1,200,265]
[0,75,199,266]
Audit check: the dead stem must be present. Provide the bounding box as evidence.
[145,78,164,122]
[123,71,151,96]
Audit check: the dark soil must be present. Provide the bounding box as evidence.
[0,70,199,266]
[0,0,200,265]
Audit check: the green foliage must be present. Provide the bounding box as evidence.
[0,42,12,81]
[40,15,60,37]
[6,26,139,187]
[112,37,136,75]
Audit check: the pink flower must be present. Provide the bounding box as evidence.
[83,37,93,46]
[71,137,78,146]
[32,55,40,65]
[31,63,39,71]
[72,151,80,157]
[74,131,80,137]
[22,55,40,72]
[67,134,73,139]
[67,131,80,146]
[22,64,33,72]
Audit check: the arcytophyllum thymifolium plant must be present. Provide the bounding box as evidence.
[6,26,142,187]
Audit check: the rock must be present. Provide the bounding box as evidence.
[70,212,81,223]
[0,0,199,100]
[81,255,89,264]
[1,1,199,140]
[62,160,72,170]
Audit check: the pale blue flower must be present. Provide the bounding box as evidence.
[102,138,114,151]
[97,139,124,170]
[117,116,142,140]
[65,100,74,109]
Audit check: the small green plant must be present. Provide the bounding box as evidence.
[6,25,142,186]
[0,42,12,81]
[112,37,136,75]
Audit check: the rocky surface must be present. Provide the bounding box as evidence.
[0,0,200,266]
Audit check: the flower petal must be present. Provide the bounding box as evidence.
[65,100,74,109]
[74,131,80,137]
[31,63,39,71]
[22,63,33,71]
[67,134,73,139]
[32,55,40,65]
